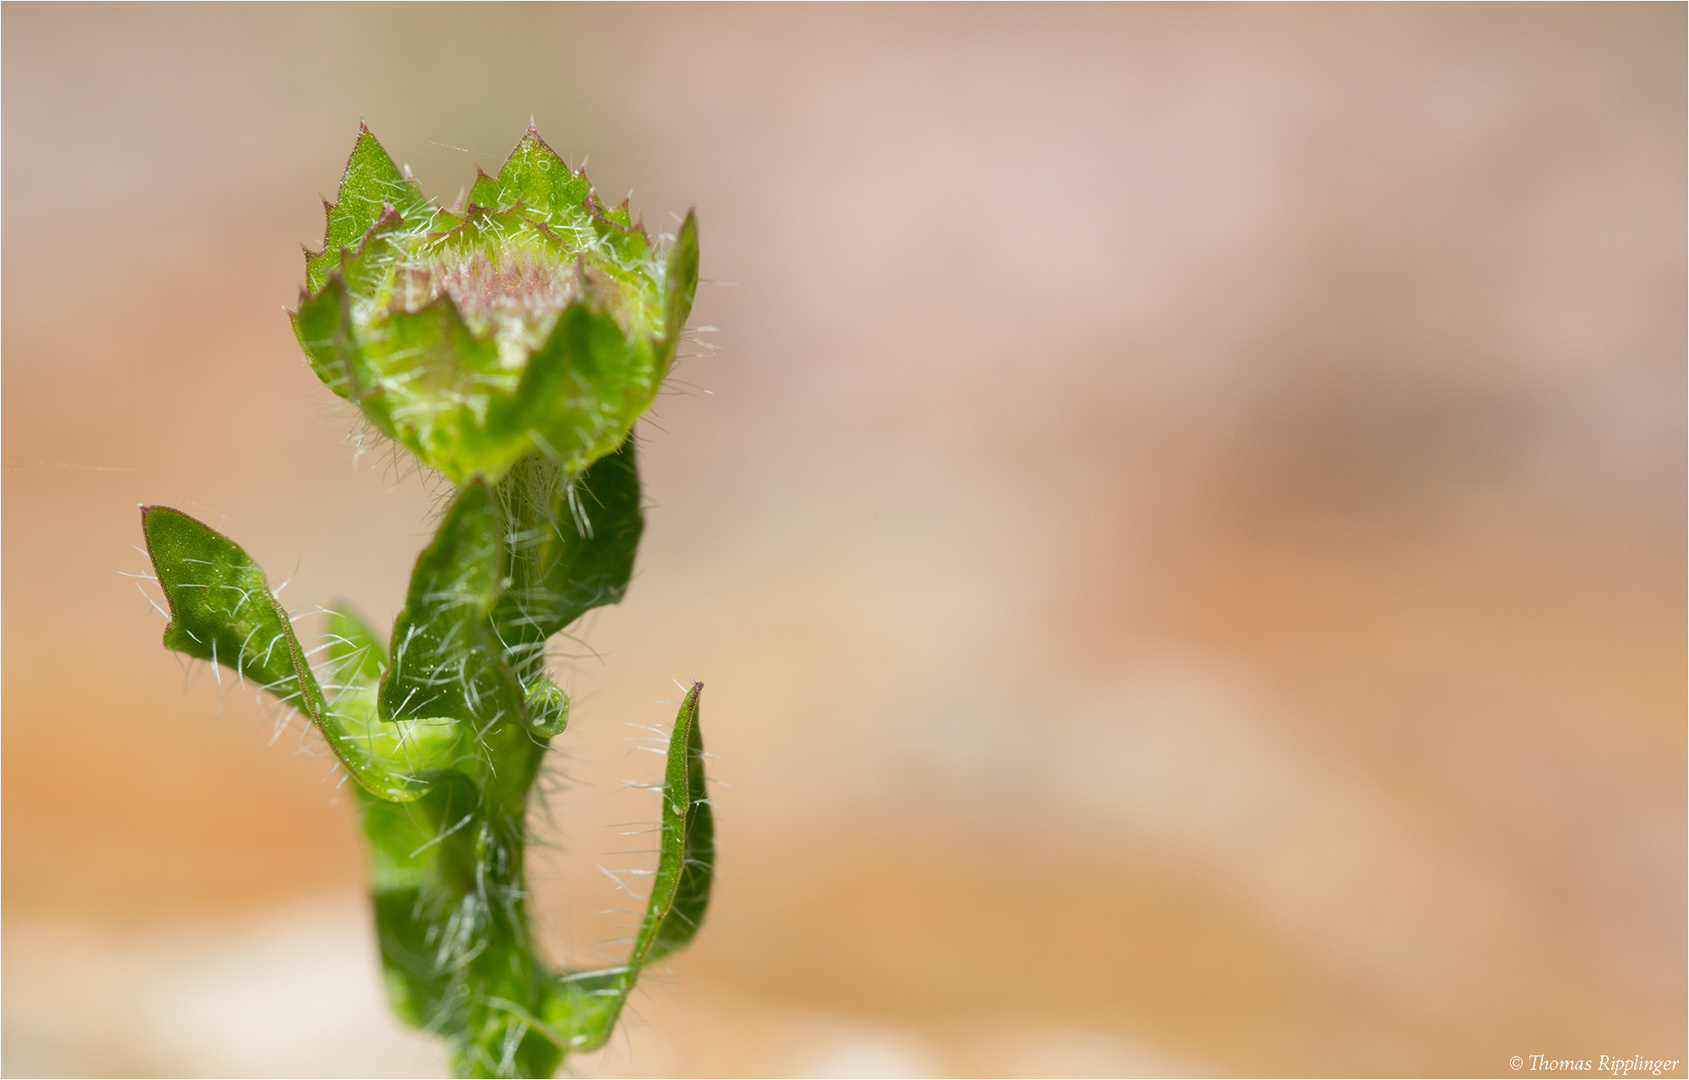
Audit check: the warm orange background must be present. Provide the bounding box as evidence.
[3,6,1683,1077]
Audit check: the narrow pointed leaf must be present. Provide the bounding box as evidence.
[143,506,315,693]
[538,682,711,1054]
[662,211,699,356]
[142,507,428,801]
[641,680,714,962]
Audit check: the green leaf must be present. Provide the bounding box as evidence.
[471,128,591,233]
[336,205,414,303]
[291,274,407,449]
[307,125,435,294]
[510,303,653,469]
[373,296,536,486]
[639,680,714,963]
[143,505,319,694]
[291,279,355,398]
[662,210,700,356]
[380,482,526,730]
[142,506,428,801]
[492,438,644,681]
[538,682,712,1053]
[585,192,652,268]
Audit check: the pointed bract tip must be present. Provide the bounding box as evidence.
[517,125,559,160]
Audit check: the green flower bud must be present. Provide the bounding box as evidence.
[292,124,698,485]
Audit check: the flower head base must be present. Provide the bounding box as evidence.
[292,124,698,485]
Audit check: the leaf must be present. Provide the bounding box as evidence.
[142,506,427,801]
[585,192,652,268]
[538,682,712,1052]
[291,279,356,399]
[143,505,317,692]
[662,210,700,357]
[470,129,656,275]
[509,301,658,471]
[335,205,414,302]
[472,128,591,231]
[492,437,644,681]
[380,481,526,731]
[307,125,435,294]
[639,680,714,963]
[371,297,532,486]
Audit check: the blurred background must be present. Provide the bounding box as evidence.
[3,5,1683,1077]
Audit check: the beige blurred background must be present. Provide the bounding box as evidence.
[3,5,1683,1077]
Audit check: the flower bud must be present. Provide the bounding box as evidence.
[292,124,697,485]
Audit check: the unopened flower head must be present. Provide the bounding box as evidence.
[292,124,698,485]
